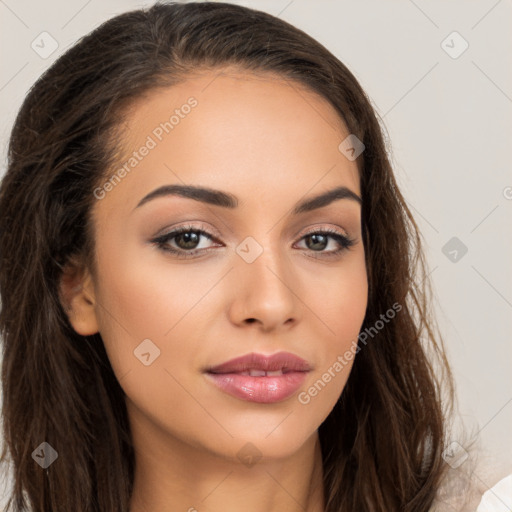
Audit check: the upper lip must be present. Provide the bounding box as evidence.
[206,351,311,374]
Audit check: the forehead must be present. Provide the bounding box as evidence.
[99,68,360,213]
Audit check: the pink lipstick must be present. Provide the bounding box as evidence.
[204,352,311,403]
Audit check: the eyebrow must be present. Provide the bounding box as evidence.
[134,184,362,214]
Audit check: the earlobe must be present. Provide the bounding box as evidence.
[59,258,99,336]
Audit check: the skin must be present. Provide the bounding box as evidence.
[61,68,368,512]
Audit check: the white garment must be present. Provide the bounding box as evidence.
[476,474,512,512]
[430,450,512,512]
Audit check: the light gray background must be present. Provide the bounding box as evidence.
[1,0,511,505]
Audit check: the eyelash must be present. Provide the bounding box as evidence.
[152,223,356,260]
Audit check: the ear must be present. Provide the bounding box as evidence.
[59,255,99,336]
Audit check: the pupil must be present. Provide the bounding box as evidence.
[308,234,327,251]
[178,231,199,249]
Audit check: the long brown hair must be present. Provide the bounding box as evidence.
[0,2,455,510]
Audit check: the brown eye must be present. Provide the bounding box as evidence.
[173,230,202,250]
[295,228,355,257]
[304,233,329,251]
[152,224,220,258]
[152,225,355,260]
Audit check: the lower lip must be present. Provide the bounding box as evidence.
[205,371,309,403]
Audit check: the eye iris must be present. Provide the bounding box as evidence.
[306,233,328,251]
[176,231,200,249]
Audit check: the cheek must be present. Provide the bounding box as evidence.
[308,249,368,345]
[93,220,194,329]
[302,251,367,398]
[90,242,212,438]
[91,235,227,382]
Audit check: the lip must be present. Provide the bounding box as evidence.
[204,351,311,403]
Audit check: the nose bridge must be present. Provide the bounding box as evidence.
[230,231,298,327]
[237,231,292,293]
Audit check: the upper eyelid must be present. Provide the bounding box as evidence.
[154,222,221,241]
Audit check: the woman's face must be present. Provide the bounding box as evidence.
[76,69,368,462]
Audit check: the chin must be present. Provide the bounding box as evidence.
[197,420,318,464]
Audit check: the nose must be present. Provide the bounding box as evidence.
[227,242,300,332]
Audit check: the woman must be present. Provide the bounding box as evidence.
[0,2,506,511]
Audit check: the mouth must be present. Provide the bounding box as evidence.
[204,352,311,403]
[226,369,292,376]
[206,351,312,374]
